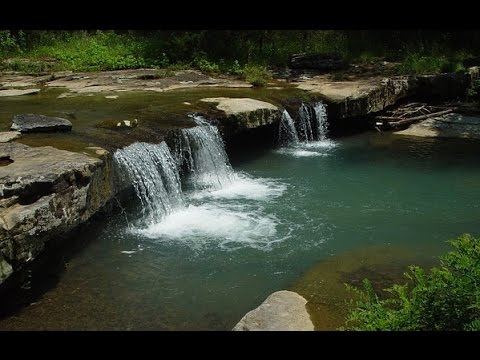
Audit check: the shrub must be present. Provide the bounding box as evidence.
[242,64,272,87]
[466,80,480,103]
[344,234,480,331]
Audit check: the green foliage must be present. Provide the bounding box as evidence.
[344,234,480,331]
[30,31,147,71]
[1,30,480,75]
[193,53,221,74]
[0,30,21,54]
[0,59,51,73]
[466,80,480,103]
[242,64,272,87]
[229,60,243,76]
[356,51,378,64]
[398,53,449,74]
[398,50,470,75]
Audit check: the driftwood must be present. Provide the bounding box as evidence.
[388,109,453,129]
[375,102,456,130]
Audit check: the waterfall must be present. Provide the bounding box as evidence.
[113,115,239,227]
[112,114,286,248]
[314,102,329,140]
[278,110,299,145]
[114,141,184,225]
[298,103,314,141]
[278,101,329,146]
[178,115,237,190]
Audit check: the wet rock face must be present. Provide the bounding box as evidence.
[233,290,314,331]
[11,114,72,133]
[0,143,113,286]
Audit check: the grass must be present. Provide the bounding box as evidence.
[1,31,478,81]
[397,50,472,75]
[30,31,149,71]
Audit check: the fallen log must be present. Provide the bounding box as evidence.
[388,109,454,129]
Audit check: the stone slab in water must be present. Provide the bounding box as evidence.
[11,114,72,133]
[201,97,278,115]
[0,131,21,143]
[0,88,40,97]
[233,290,314,331]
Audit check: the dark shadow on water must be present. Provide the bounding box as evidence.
[0,200,120,324]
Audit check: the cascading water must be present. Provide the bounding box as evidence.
[277,101,335,157]
[278,110,299,145]
[179,115,237,190]
[113,115,286,249]
[113,141,184,226]
[314,102,328,140]
[298,103,315,141]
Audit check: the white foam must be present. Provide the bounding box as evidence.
[276,148,328,158]
[291,150,327,157]
[302,140,337,149]
[191,173,286,201]
[276,140,338,158]
[120,250,137,255]
[133,203,282,251]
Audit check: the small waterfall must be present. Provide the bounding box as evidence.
[114,141,184,225]
[298,103,315,141]
[112,114,287,248]
[179,115,237,190]
[314,102,329,140]
[278,110,299,145]
[278,101,329,146]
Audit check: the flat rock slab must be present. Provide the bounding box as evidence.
[0,131,21,143]
[0,88,40,97]
[0,142,100,200]
[233,290,314,331]
[395,113,480,139]
[297,79,374,100]
[0,142,112,284]
[201,97,278,115]
[11,114,72,133]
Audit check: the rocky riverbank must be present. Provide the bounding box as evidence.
[0,141,113,286]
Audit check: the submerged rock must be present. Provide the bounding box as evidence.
[233,290,314,331]
[11,114,72,133]
[0,142,113,286]
[0,131,21,143]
